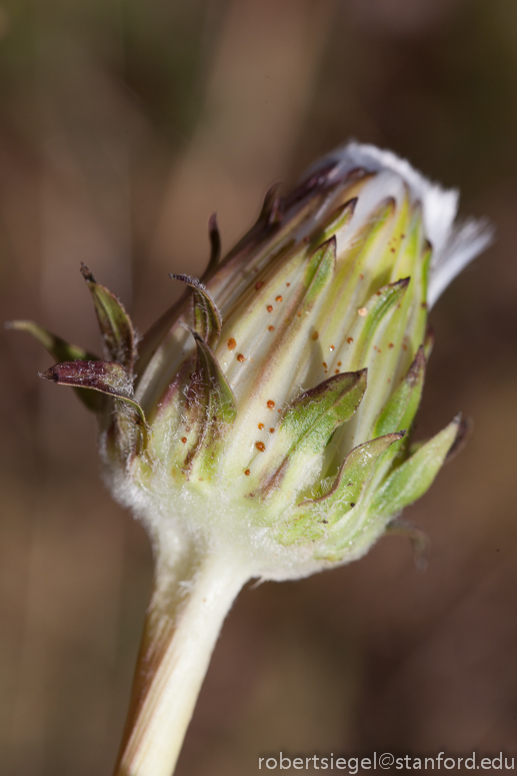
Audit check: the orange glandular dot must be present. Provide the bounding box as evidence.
[267,305,273,312]
[256,441,266,452]
[227,337,237,350]
[266,400,275,409]
[237,354,245,363]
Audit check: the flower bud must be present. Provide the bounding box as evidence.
[11,143,491,580]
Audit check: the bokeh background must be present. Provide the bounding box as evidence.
[1,0,517,774]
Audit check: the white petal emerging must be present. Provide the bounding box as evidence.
[306,141,493,307]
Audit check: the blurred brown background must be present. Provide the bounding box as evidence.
[1,0,517,774]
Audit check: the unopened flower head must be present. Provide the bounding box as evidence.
[10,143,491,581]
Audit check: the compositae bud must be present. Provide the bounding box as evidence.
[10,143,491,776]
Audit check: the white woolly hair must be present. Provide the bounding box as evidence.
[307,142,493,308]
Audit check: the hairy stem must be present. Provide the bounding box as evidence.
[113,546,248,776]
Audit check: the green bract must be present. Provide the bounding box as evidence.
[11,144,490,581]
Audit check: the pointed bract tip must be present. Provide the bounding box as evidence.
[80,262,96,283]
[342,166,368,184]
[286,159,341,208]
[38,368,57,382]
[259,182,283,220]
[207,212,221,271]
[380,195,397,213]
[396,276,411,290]
[268,196,285,226]
[345,196,358,216]
[423,325,435,358]
[445,414,469,462]
[169,273,205,290]
[407,346,426,383]
[314,234,338,260]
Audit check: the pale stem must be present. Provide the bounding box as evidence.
[113,546,249,776]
